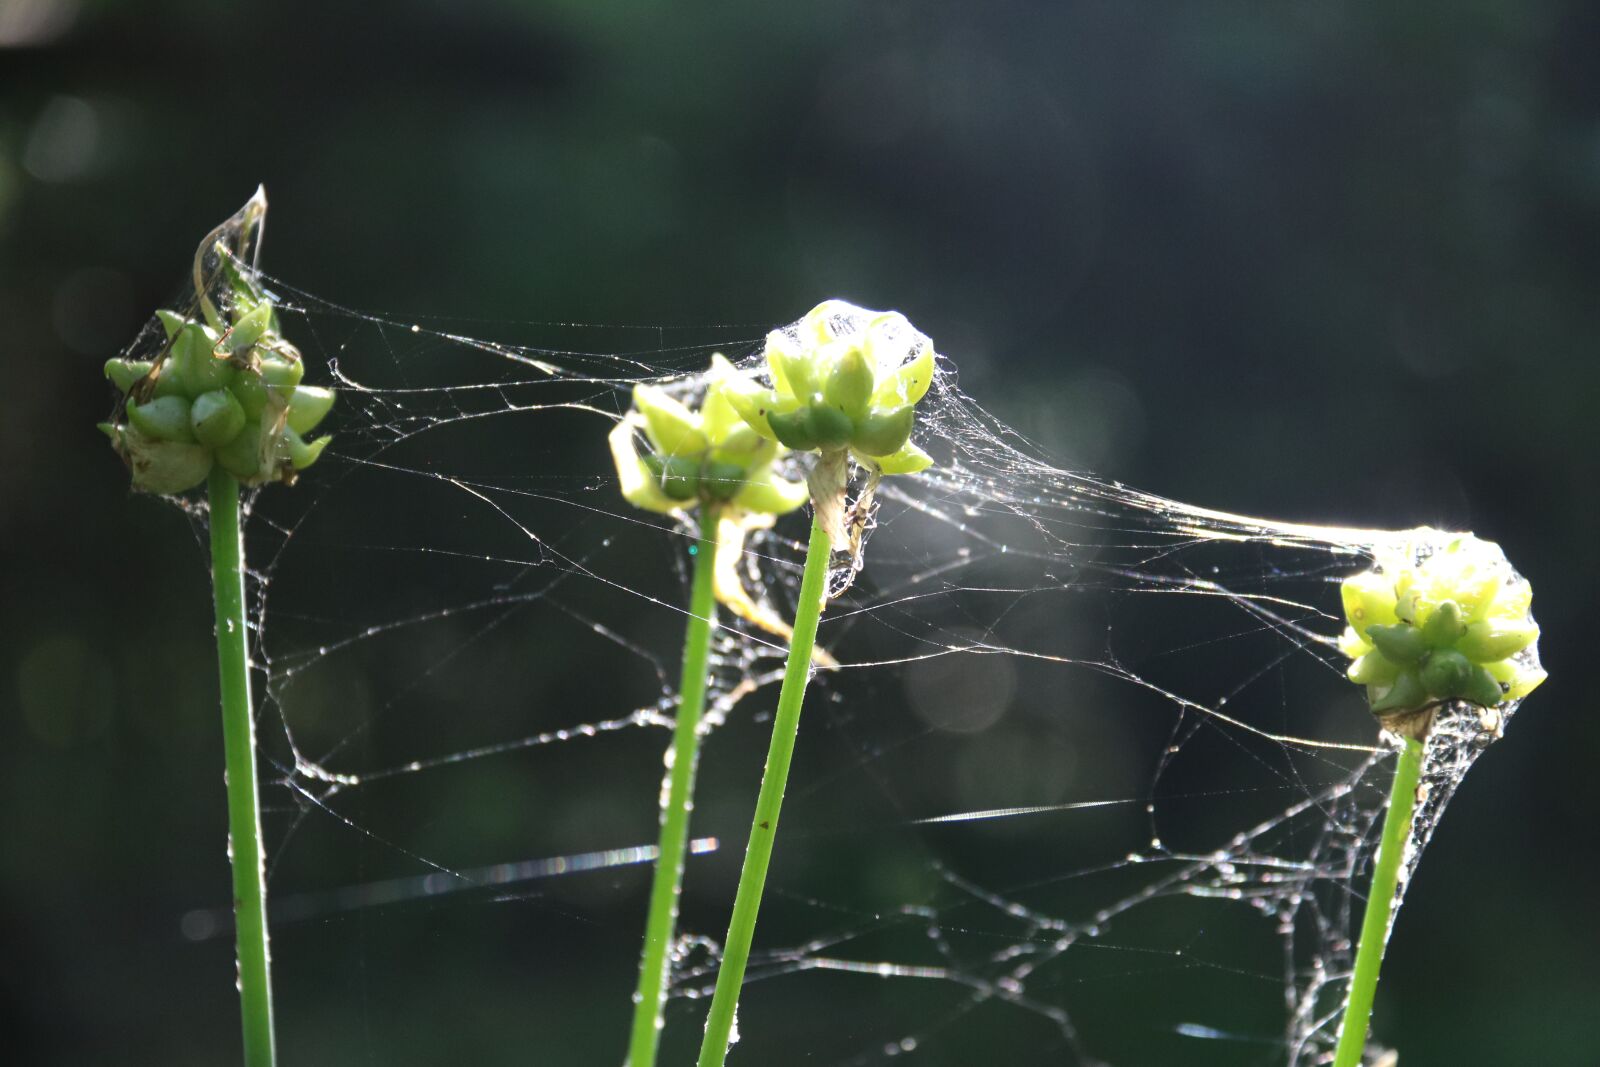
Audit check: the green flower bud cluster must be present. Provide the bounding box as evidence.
[716,300,935,476]
[610,354,808,518]
[1340,532,1545,723]
[101,297,334,496]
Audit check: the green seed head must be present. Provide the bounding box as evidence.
[609,354,808,519]
[717,300,937,480]
[1338,530,1546,727]
[101,193,335,495]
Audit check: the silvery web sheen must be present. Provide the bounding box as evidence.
[138,227,1540,1066]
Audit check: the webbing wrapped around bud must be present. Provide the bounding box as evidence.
[1339,530,1545,733]
[718,300,936,479]
[101,190,335,496]
[609,354,808,520]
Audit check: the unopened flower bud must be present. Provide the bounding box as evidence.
[719,301,937,488]
[102,194,335,494]
[1339,531,1545,728]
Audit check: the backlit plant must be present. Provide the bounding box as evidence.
[1331,532,1543,1067]
[99,189,334,1067]
[609,355,807,1067]
[697,301,937,1067]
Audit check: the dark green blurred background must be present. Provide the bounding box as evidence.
[3,2,1598,1065]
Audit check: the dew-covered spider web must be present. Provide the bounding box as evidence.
[128,216,1541,1067]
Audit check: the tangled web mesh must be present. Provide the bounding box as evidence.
[132,218,1540,1067]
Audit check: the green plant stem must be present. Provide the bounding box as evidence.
[1332,733,1425,1067]
[208,466,276,1067]
[628,512,721,1067]
[697,510,832,1067]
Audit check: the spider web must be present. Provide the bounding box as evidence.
[132,248,1538,1067]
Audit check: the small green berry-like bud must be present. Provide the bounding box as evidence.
[700,460,749,502]
[260,352,305,391]
[766,408,818,452]
[1463,663,1510,708]
[824,346,874,419]
[1348,649,1401,686]
[641,452,701,501]
[105,359,153,395]
[1370,669,1427,715]
[128,396,197,443]
[285,429,331,471]
[802,404,854,451]
[286,385,336,435]
[230,372,270,420]
[851,406,915,458]
[191,389,247,448]
[1419,648,1473,699]
[1420,599,1467,647]
[227,302,273,353]
[1457,618,1540,663]
[1365,623,1428,666]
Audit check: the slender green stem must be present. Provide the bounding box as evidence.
[1332,734,1425,1067]
[697,511,832,1067]
[628,512,721,1067]
[207,466,277,1067]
